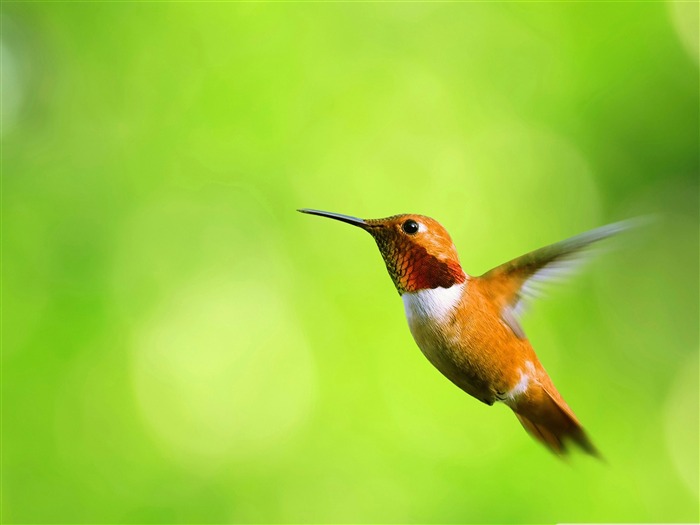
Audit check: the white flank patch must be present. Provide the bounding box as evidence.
[402,282,465,325]
[507,361,535,399]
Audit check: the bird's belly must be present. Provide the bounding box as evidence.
[402,284,493,402]
[407,315,491,401]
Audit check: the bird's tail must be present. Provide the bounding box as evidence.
[511,382,601,458]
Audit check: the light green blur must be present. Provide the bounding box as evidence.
[2,2,698,523]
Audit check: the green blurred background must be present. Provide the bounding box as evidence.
[2,2,698,523]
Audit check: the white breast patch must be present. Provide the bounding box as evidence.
[402,282,466,325]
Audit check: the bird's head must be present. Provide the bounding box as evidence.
[299,209,466,294]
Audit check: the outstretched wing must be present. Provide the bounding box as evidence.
[478,220,636,339]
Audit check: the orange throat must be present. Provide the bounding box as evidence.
[376,238,467,294]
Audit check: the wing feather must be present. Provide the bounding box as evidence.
[479,219,639,338]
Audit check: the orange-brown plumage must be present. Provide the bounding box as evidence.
[437,277,598,455]
[300,208,628,457]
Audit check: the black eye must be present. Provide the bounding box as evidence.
[402,219,419,234]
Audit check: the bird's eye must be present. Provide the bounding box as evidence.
[402,219,419,235]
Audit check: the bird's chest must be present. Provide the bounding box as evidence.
[402,284,462,346]
[401,284,474,379]
[401,282,513,402]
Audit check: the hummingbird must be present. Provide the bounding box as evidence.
[299,208,632,457]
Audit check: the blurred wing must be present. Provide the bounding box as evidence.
[479,220,636,339]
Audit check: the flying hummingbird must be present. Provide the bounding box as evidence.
[299,208,632,457]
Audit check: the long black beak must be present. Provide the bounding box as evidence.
[298,208,369,229]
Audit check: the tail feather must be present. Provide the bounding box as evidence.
[512,382,600,458]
